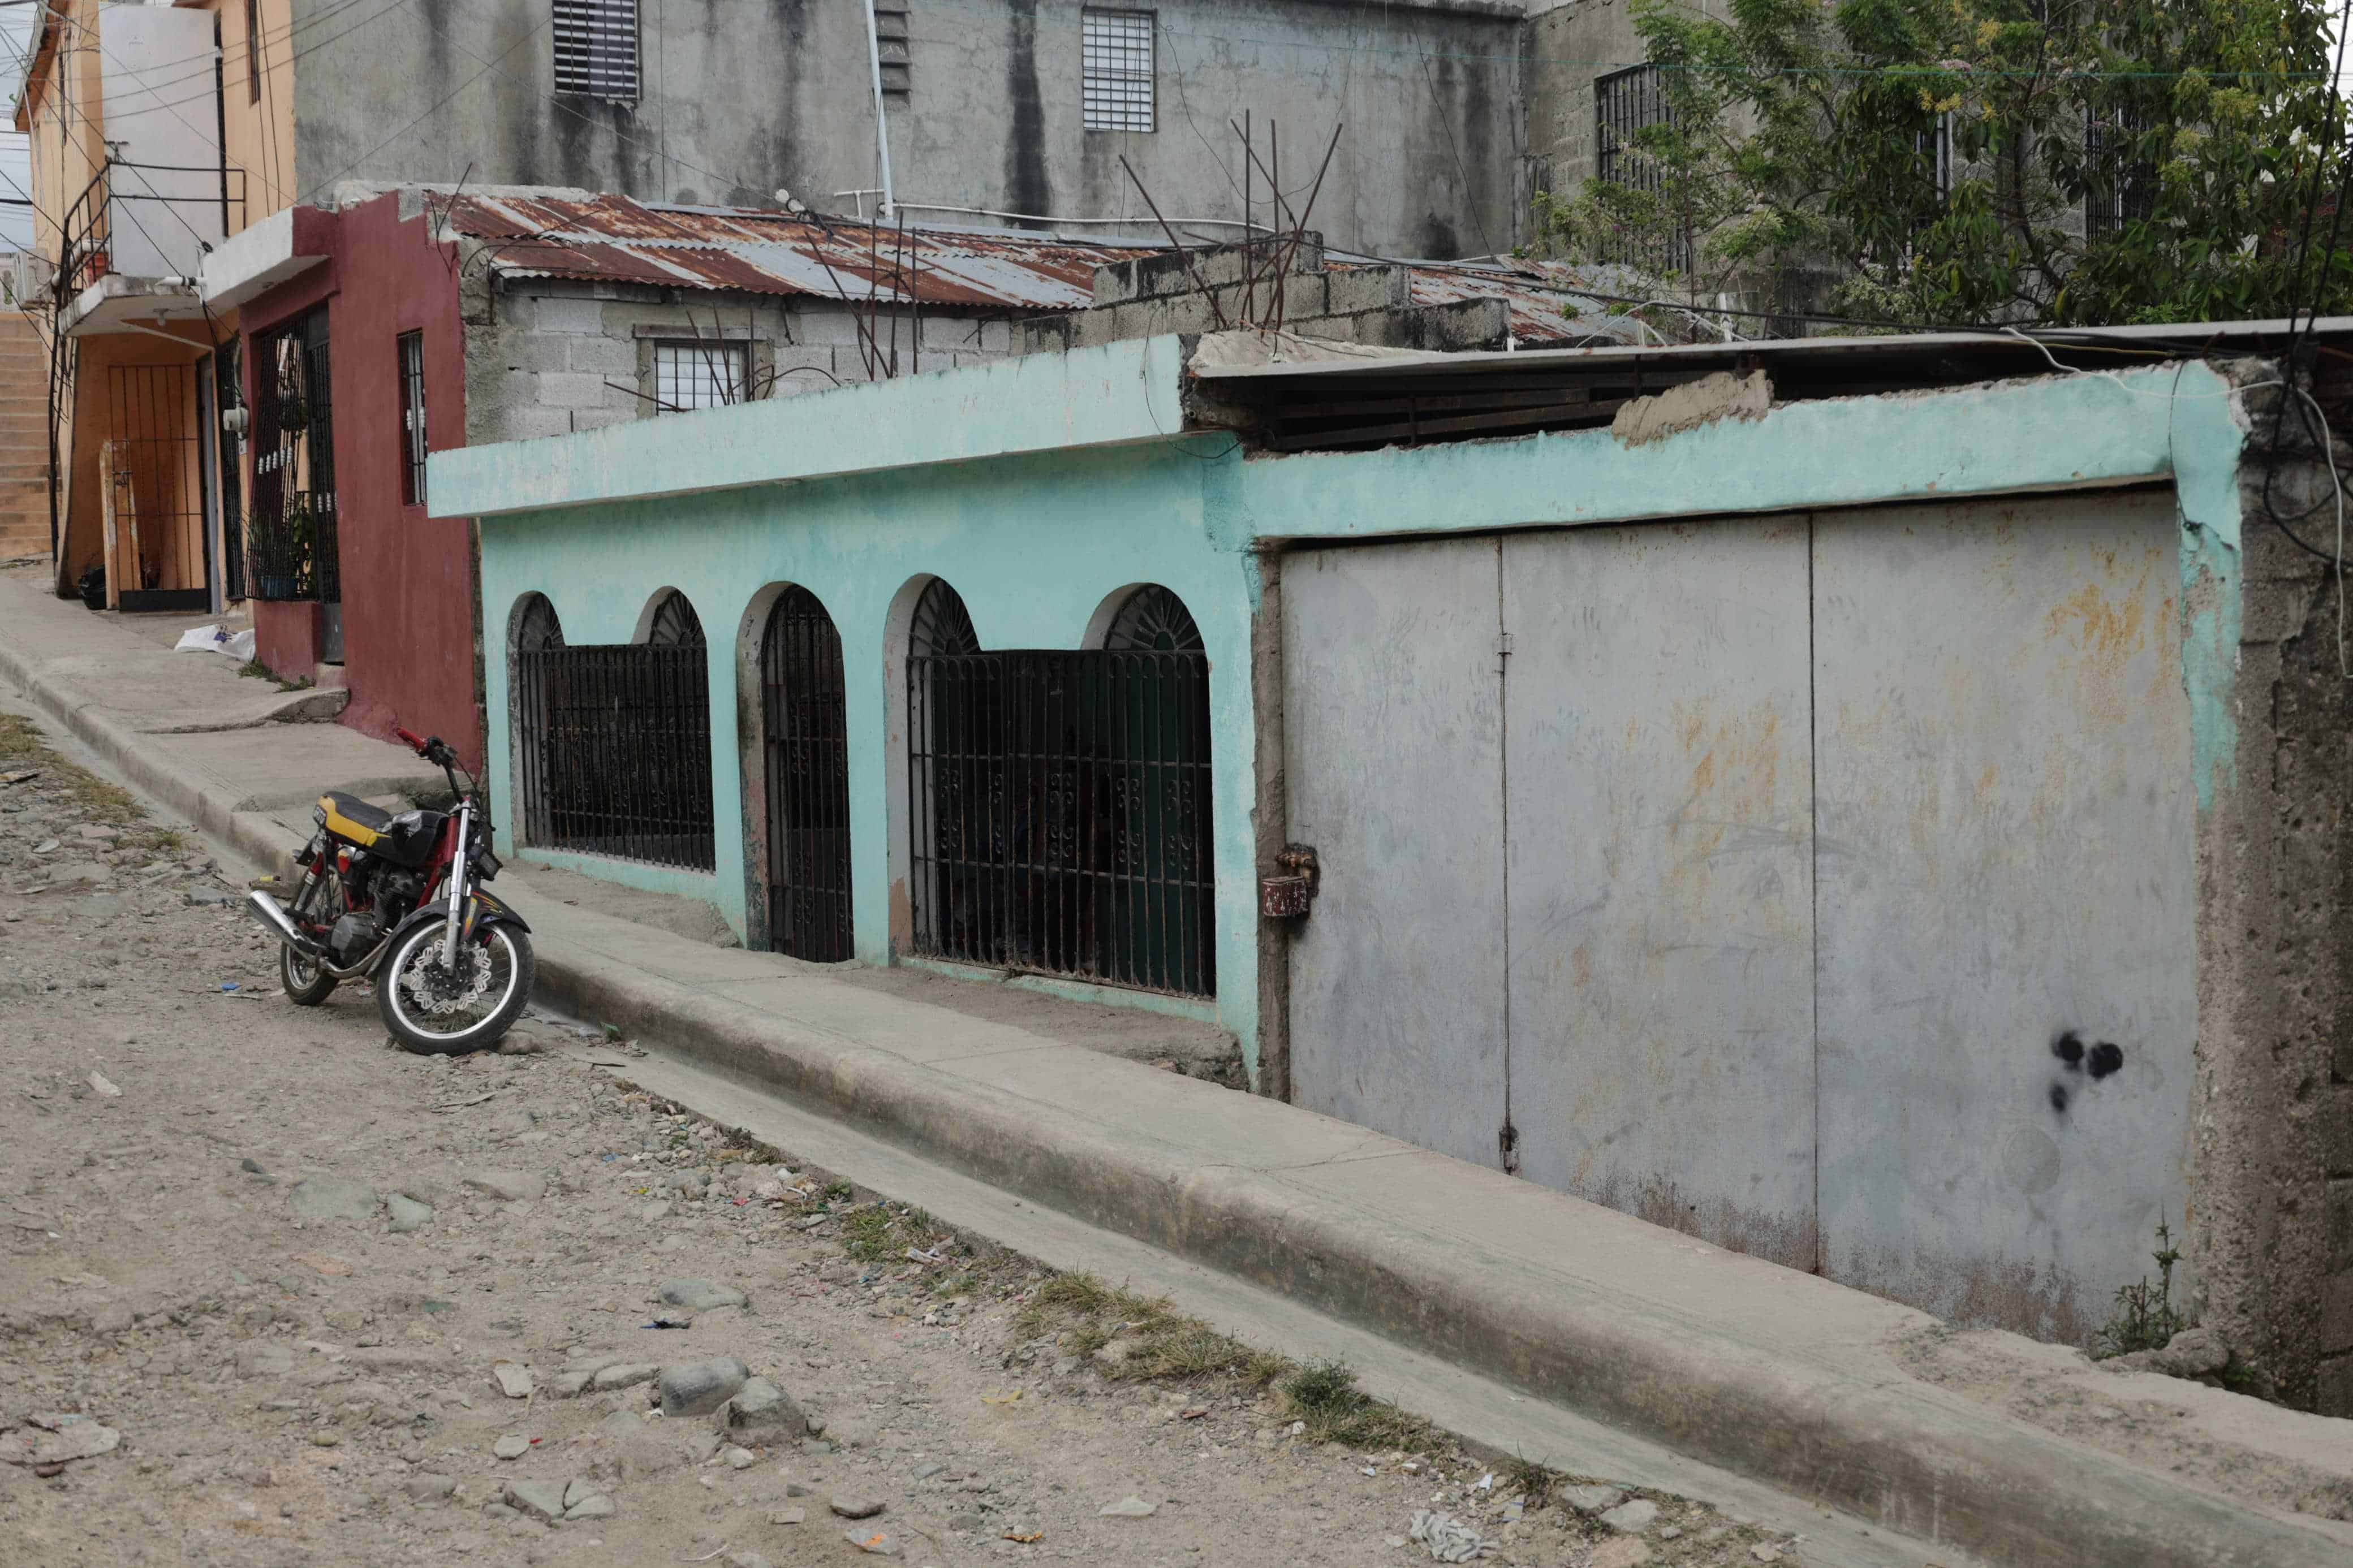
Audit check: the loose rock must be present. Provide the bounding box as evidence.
[726,1376,805,1435]
[385,1194,434,1233]
[288,1178,380,1222]
[1600,1499,1660,1534]
[658,1355,749,1417]
[591,1362,660,1393]
[406,1473,457,1503]
[659,1278,748,1311]
[462,1170,542,1202]
[492,1361,533,1399]
[1098,1494,1158,1517]
[503,1479,568,1522]
[493,1433,531,1460]
[830,1494,886,1519]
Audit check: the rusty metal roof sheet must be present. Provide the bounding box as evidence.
[1391,260,1660,347]
[446,192,1155,310]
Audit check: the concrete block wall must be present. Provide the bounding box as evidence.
[1022,259,1474,355]
[460,272,1019,447]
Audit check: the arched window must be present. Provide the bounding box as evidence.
[760,587,852,961]
[510,588,714,870]
[907,582,1213,996]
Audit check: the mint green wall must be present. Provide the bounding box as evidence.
[462,347,2255,1080]
[478,435,1263,1052]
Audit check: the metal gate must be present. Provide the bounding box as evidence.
[907,581,1214,996]
[247,308,338,608]
[512,591,716,870]
[761,587,853,961]
[1281,494,2197,1337]
[100,363,209,611]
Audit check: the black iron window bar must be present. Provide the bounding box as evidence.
[908,584,1214,998]
[1595,64,1691,275]
[512,594,716,871]
[763,587,855,961]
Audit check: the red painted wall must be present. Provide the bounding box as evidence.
[242,196,482,770]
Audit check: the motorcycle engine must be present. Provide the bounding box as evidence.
[327,911,383,966]
[374,868,425,926]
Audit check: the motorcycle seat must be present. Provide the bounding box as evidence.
[319,792,394,844]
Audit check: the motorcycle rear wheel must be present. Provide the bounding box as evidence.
[281,941,338,1006]
[376,920,533,1055]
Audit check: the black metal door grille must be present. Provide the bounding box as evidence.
[512,594,714,870]
[762,588,854,961]
[908,584,1214,997]
[245,308,339,602]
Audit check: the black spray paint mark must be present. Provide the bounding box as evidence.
[2049,1082,2071,1114]
[2087,1042,2125,1079]
[2052,1031,2085,1069]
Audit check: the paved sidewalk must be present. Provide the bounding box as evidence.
[3,567,2349,1568]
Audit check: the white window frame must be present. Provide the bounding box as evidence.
[652,340,750,414]
[554,0,641,102]
[1081,9,1154,134]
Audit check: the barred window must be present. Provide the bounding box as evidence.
[554,0,640,101]
[1595,64,1688,274]
[653,340,749,414]
[1081,10,1154,133]
[398,331,426,506]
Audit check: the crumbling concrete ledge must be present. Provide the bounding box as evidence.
[530,944,2353,1568]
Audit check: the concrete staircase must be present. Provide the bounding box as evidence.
[0,311,51,563]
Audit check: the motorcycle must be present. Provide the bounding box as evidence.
[244,727,536,1053]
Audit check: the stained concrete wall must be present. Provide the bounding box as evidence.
[290,0,1523,260]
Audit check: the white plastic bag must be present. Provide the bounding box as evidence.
[174,625,226,653]
[223,628,256,662]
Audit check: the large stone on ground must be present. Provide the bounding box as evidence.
[592,1362,660,1392]
[727,1376,807,1435]
[288,1178,380,1222]
[386,1195,434,1234]
[504,1479,568,1522]
[660,1356,749,1417]
[659,1278,748,1311]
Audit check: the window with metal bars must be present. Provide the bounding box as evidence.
[246,308,338,603]
[553,0,640,101]
[874,2,911,97]
[2084,108,2153,242]
[510,590,715,870]
[398,331,426,507]
[907,581,1214,997]
[653,340,749,413]
[1081,10,1154,133]
[1594,64,1688,274]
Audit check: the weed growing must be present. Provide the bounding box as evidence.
[2093,1219,2190,1359]
[0,714,186,856]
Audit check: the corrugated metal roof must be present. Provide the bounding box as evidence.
[446,192,1156,311]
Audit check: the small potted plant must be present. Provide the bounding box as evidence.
[255,493,314,599]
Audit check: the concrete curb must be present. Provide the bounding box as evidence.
[528,952,2348,1568]
[6,617,2345,1568]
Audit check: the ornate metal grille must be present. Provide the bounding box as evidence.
[511,591,715,870]
[246,308,338,603]
[762,588,854,961]
[1594,64,1690,274]
[907,581,1214,997]
[2085,108,2154,242]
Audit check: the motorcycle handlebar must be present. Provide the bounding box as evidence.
[395,727,426,752]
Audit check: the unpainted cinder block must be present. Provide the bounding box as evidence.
[531,295,605,335]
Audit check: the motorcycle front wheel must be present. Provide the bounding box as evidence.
[374,919,534,1055]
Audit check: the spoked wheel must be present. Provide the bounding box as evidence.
[280,941,338,1005]
[375,919,535,1055]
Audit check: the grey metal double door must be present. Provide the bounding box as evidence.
[1284,519,1817,1265]
[1282,495,2196,1320]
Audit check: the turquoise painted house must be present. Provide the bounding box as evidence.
[432,323,2353,1405]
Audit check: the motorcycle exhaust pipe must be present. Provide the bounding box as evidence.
[244,889,326,956]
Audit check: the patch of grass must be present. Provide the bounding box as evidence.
[1501,1450,1562,1502]
[1277,1360,1432,1450]
[237,658,313,692]
[841,1205,902,1262]
[2093,1219,2190,1359]
[0,714,184,856]
[820,1180,855,1203]
[1012,1270,1295,1394]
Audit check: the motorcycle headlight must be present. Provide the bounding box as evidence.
[474,850,502,880]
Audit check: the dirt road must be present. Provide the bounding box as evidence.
[0,706,1809,1568]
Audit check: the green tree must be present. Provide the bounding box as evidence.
[1535,0,2353,327]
